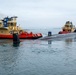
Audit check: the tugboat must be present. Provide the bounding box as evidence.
[40,21,76,41]
[59,21,76,34]
[0,16,42,39]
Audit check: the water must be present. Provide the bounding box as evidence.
[0,28,76,75]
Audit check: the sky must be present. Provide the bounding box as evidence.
[0,0,76,29]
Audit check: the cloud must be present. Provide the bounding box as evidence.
[0,0,76,28]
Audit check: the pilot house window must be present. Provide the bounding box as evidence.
[11,23,13,26]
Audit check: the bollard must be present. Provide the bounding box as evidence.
[13,33,20,46]
[48,31,52,36]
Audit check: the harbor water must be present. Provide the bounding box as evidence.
[0,28,76,75]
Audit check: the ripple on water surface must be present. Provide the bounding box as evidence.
[0,39,76,75]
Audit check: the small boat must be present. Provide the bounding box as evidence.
[58,21,76,34]
[0,16,42,39]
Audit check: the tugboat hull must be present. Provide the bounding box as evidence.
[0,33,42,39]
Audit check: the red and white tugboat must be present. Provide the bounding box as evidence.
[0,16,42,39]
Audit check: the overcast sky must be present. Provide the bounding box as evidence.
[0,0,76,29]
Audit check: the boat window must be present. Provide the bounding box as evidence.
[65,25,69,27]
[11,23,13,26]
